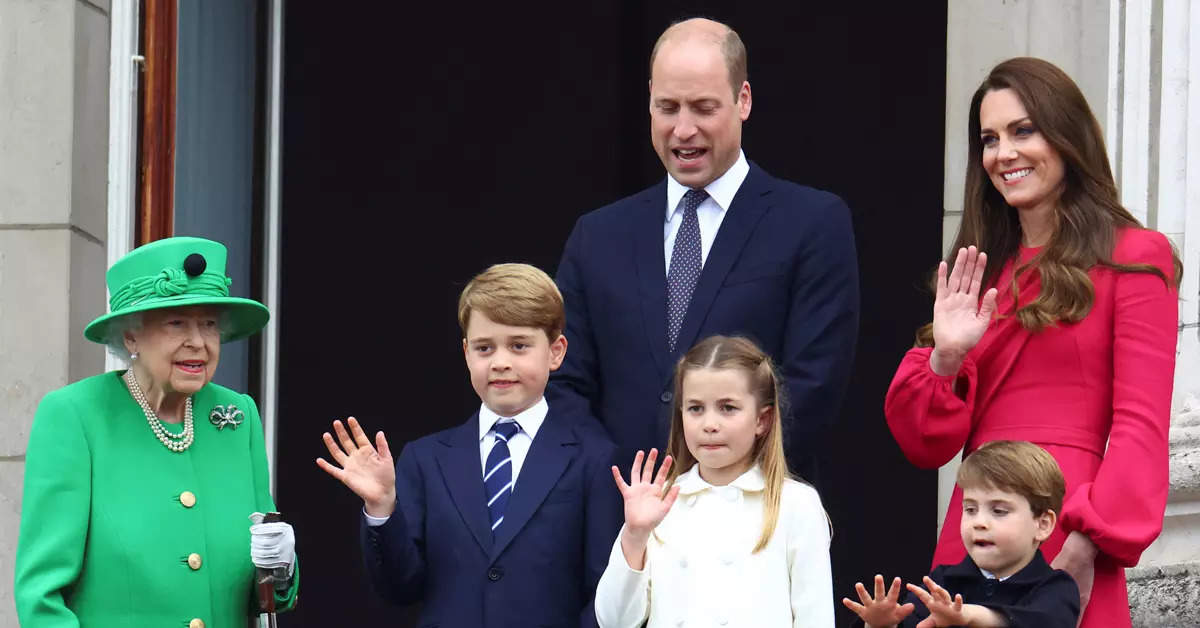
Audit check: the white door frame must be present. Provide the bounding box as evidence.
[261,0,285,491]
[104,0,140,373]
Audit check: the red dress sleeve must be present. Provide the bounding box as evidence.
[884,347,979,469]
[1059,229,1178,566]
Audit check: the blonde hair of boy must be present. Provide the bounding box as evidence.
[663,335,790,553]
[957,440,1066,517]
[457,263,566,342]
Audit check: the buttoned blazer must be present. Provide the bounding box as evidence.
[360,408,622,628]
[899,552,1078,628]
[14,371,298,628]
[551,162,860,486]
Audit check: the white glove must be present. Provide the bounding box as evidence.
[249,512,296,578]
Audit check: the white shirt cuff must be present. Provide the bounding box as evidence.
[363,507,390,527]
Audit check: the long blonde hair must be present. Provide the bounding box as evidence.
[665,335,789,553]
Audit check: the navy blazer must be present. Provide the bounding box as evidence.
[551,162,859,484]
[360,407,622,628]
[898,551,1080,628]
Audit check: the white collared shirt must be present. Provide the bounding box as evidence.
[476,397,548,483]
[979,568,1012,582]
[663,150,751,274]
[363,397,550,527]
[594,464,835,627]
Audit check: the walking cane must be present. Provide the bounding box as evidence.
[255,512,289,628]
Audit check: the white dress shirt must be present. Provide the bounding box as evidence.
[663,150,751,274]
[364,397,550,526]
[474,397,548,482]
[594,464,834,628]
[979,568,1012,582]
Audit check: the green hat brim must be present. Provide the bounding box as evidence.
[84,295,270,344]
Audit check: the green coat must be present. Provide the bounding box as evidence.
[14,371,299,627]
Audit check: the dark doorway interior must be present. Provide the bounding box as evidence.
[279,3,947,626]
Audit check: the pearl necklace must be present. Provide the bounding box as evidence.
[123,370,194,453]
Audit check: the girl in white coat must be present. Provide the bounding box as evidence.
[595,335,834,627]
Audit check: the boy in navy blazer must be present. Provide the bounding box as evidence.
[318,263,622,628]
[844,441,1079,627]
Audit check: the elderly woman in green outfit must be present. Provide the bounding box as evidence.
[14,236,298,628]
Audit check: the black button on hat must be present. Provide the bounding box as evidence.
[183,253,207,277]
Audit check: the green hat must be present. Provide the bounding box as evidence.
[84,236,270,344]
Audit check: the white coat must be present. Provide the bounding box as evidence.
[595,464,834,628]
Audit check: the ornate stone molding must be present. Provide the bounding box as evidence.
[1128,561,1200,627]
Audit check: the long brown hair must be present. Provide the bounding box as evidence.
[918,57,1180,345]
[664,335,789,553]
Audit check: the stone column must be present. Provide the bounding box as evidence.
[0,1,110,625]
[1123,1,1200,624]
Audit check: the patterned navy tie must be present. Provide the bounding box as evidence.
[667,188,709,352]
[484,420,521,534]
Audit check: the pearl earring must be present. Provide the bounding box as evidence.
[130,352,139,361]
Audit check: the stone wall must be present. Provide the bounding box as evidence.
[1128,561,1200,627]
[0,1,110,625]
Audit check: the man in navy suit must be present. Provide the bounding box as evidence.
[318,264,622,628]
[551,18,859,488]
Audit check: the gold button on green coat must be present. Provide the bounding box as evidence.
[14,373,299,627]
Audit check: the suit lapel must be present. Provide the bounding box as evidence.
[673,163,773,357]
[634,180,672,380]
[434,416,493,556]
[490,411,577,560]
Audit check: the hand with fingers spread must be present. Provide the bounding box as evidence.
[611,448,681,570]
[908,577,968,628]
[907,576,1005,628]
[315,417,397,518]
[842,575,915,628]
[931,246,1000,376]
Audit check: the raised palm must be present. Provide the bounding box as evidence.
[932,246,998,359]
[908,577,968,628]
[316,417,396,516]
[843,575,915,627]
[612,449,680,536]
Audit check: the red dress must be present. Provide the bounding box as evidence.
[885,228,1177,628]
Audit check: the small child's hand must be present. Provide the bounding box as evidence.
[316,417,397,518]
[612,449,680,538]
[842,575,915,628]
[612,449,681,571]
[907,576,968,628]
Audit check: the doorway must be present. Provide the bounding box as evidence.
[278,4,947,625]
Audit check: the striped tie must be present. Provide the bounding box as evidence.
[484,421,521,534]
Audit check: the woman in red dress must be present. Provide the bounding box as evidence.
[885,57,1180,627]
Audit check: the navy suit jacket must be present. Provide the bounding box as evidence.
[899,551,1079,628]
[360,407,622,628]
[551,161,859,485]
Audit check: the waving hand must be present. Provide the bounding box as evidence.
[612,449,681,570]
[316,417,397,518]
[931,246,998,375]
